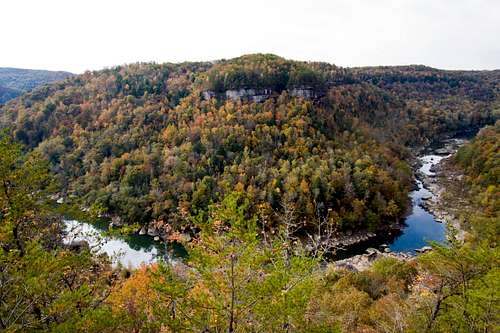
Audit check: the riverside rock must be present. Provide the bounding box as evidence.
[66,240,89,251]
[147,225,160,237]
[111,216,124,227]
[416,246,432,253]
[334,249,415,272]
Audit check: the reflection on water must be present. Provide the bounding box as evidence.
[64,219,184,268]
[388,181,446,252]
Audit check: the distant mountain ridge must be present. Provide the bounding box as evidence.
[0,85,19,103]
[0,67,73,103]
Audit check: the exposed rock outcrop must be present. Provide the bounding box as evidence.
[289,87,321,99]
[202,90,216,100]
[225,88,273,102]
[110,216,124,227]
[66,240,90,251]
[334,248,413,272]
[202,87,322,103]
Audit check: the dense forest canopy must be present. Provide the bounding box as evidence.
[0,54,498,238]
[1,125,497,332]
[203,54,328,92]
[0,54,498,332]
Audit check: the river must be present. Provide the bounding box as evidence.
[64,140,461,268]
[64,219,182,268]
[387,153,448,252]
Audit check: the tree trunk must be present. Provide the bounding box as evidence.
[229,253,235,333]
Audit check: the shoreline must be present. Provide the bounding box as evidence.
[418,137,469,243]
[333,138,467,271]
[141,138,467,263]
[65,137,470,270]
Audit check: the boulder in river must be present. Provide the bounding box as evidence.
[147,224,160,237]
[435,147,453,155]
[66,240,89,251]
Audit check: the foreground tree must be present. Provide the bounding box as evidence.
[110,193,321,332]
[0,132,115,332]
[418,237,499,332]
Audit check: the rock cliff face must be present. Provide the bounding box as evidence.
[289,87,320,99]
[202,91,216,100]
[202,87,321,102]
[225,88,273,102]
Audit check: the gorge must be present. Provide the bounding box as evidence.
[1,54,498,332]
[64,137,466,268]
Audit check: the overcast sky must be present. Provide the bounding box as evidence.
[1,0,499,73]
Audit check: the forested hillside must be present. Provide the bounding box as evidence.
[418,122,499,332]
[1,128,497,332]
[352,66,500,142]
[455,121,499,219]
[0,55,498,332]
[0,67,73,103]
[0,55,498,239]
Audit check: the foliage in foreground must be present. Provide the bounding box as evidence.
[1,125,499,332]
[103,124,500,332]
[0,133,116,332]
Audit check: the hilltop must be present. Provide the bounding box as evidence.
[0,54,498,239]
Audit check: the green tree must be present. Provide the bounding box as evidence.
[418,238,499,332]
[0,132,115,332]
[139,192,319,332]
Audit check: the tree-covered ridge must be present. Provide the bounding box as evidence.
[0,67,73,93]
[455,121,499,216]
[0,84,21,104]
[456,121,499,187]
[203,54,328,93]
[351,66,500,142]
[0,67,73,104]
[0,55,498,237]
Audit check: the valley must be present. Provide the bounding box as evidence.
[64,137,465,269]
[0,54,498,332]
[1,55,497,241]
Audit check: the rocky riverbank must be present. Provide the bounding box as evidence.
[333,138,468,271]
[418,138,469,243]
[334,247,418,271]
[312,226,401,252]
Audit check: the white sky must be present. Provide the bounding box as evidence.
[1,0,499,73]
